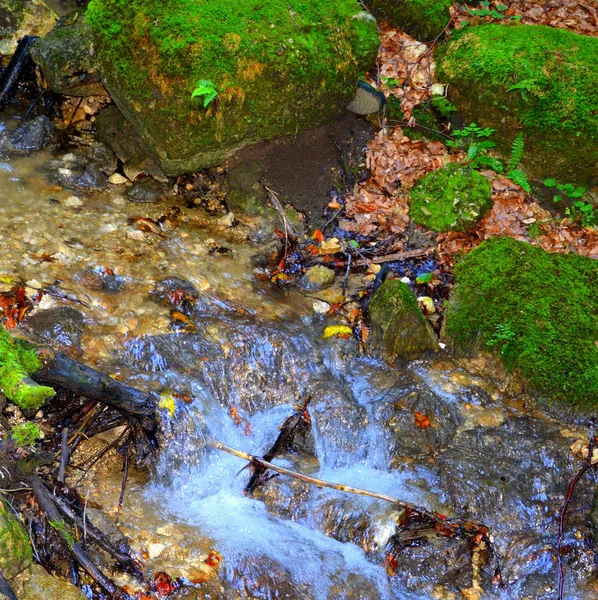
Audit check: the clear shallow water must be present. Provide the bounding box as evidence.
[1,111,597,599]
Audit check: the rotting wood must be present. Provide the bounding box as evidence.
[0,36,37,111]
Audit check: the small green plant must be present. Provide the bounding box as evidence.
[468,2,520,20]
[191,79,218,108]
[544,178,596,227]
[448,125,530,192]
[486,323,516,356]
[430,95,457,118]
[48,519,75,548]
[11,422,41,447]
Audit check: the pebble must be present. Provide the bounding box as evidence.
[147,543,166,559]
[63,195,84,208]
[108,173,128,185]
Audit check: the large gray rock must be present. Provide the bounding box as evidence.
[85,1,379,175]
[0,0,56,59]
[30,12,108,97]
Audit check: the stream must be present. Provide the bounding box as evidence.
[1,104,597,599]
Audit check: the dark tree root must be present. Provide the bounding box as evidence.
[35,349,160,469]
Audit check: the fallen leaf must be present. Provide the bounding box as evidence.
[322,325,353,340]
[414,412,430,429]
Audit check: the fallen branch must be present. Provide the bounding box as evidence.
[245,397,312,495]
[0,569,18,600]
[210,439,489,541]
[354,248,434,267]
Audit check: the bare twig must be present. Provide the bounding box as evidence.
[58,426,69,483]
[556,418,596,600]
[354,247,433,266]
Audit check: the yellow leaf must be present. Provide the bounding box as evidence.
[322,325,352,340]
[158,393,176,417]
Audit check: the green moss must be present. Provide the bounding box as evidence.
[367,0,452,40]
[0,498,32,579]
[11,422,41,447]
[369,280,438,361]
[0,327,55,410]
[409,163,492,232]
[444,237,598,407]
[86,0,379,174]
[436,24,598,187]
[430,95,457,119]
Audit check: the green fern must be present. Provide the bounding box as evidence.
[506,168,531,193]
[191,79,218,108]
[508,133,525,171]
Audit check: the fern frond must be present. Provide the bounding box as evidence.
[508,133,525,171]
[507,168,531,193]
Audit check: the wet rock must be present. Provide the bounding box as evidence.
[406,221,435,250]
[50,158,107,190]
[0,498,32,579]
[437,417,588,532]
[378,385,464,464]
[300,265,335,290]
[0,0,57,57]
[30,12,107,97]
[95,106,167,182]
[85,143,117,176]
[76,265,125,293]
[126,177,168,204]
[368,280,439,362]
[86,2,379,175]
[23,306,84,354]
[346,80,385,115]
[0,115,53,155]
[12,563,87,600]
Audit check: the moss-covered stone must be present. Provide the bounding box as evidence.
[0,326,55,410]
[30,13,108,96]
[367,0,452,41]
[409,163,492,232]
[13,563,87,600]
[369,280,439,362]
[0,499,32,579]
[444,237,598,407]
[436,24,598,190]
[0,0,57,58]
[86,0,379,176]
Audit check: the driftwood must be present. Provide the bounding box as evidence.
[27,475,122,597]
[0,36,37,111]
[35,349,159,468]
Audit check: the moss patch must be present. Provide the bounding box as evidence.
[86,0,379,175]
[0,327,55,410]
[0,499,32,579]
[409,163,492,232]
[369,280,438,361]
[11,422,41,447]
[436,24,598,187]
[444,237,598,407]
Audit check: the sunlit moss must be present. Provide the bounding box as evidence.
[444,237,598,407]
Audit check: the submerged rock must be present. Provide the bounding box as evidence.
[0,499,32,579]
[126,177,169,204]
[443,237,598,407]
[23,306,84,355]
[0,115,53,155]
[368,280,439,362]
[30,12,107,97]
[409,163,492,232]
[300,265,336,290]
[436,24,598,191]
[0,0,56,58]
[85,0,379,175]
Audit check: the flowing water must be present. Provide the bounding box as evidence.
[1,108,597,599]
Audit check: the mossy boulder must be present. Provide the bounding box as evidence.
[0,326,55,410]
[409,163,492,232]
[0,0,56,58]
[369,280,439,362]
[436,24,598,191]
[444,237,598,408]
[85,0,379,176]
[30,13,108,96]
[0,499,32,579]
[366,0,451,41]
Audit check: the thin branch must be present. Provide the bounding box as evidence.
[209,439,488,539]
